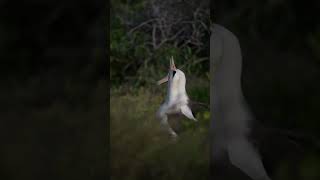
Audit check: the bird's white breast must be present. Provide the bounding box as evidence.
[166,69,188,106]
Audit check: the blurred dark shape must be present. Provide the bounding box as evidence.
[0,1,107,180]
[210,24,272,180]
[211,1,320,179]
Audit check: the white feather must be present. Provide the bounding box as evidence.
[157,59,196,137]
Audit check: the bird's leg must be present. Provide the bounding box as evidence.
[159,114,178,138]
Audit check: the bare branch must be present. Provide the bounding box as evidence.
[152,23,157,49]
[128,18,157,35]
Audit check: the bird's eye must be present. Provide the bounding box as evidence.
[172,70,176,77]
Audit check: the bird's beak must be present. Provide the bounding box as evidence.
[170,56,176,70]
[157,76,168,85]
[157,56,176,85]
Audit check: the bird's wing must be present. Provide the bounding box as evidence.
[181,105,197,121]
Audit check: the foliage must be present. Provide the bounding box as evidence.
[110,87,210,180]
[110,0,210,87]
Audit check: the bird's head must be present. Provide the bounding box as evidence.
[157,56,185,86]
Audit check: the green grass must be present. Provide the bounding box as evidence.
[110,80,320,180]
[110,86,210,180]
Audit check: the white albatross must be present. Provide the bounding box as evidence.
[156,57,197,138]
